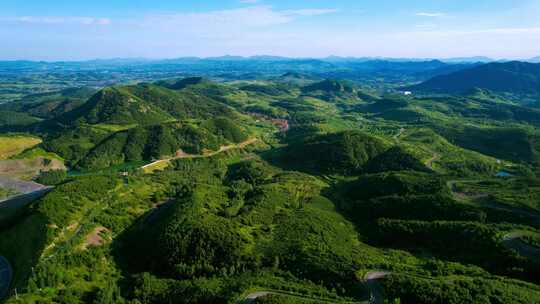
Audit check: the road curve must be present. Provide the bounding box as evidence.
[364,272,390,304]
[240,291,273,303]
[502,232,540,259]
[424,153,440,171]
[142,138,258,171]
[239,272,388,304]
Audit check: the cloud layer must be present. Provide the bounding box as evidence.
[0,3,538,60]
[3,16,110,25]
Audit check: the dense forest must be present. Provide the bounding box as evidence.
[1,60,540,304]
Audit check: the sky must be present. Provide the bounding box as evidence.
[1,0,539,61]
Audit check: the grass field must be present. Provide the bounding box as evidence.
[0,136,42,160]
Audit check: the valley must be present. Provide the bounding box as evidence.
[0,58,540,304]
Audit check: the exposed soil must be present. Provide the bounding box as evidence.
[0,157,65,180]
[83,226,109,249]
[0,176,46,196]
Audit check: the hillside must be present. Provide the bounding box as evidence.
[407,61,540,96]
[77,117,248,169]
[57,86,174,125]
[1,74,540,304]
[282,131,394,174]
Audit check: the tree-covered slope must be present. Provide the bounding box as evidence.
[2,73,540,304]
[77,117,248,169]
[407,61,540,96]
[57,86,174,125]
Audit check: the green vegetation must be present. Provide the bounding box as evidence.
[282,130,391,174]
[77,117,248,170]
[1,69,540,304]
[35,169,67,186]
[0,135,41,159]
[0,187,18,200]
[408,61,540,97]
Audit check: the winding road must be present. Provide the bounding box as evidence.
[365,272,390,304]
[142,138,258,172]
[424,153,440,171]
[502,232,540,260]
[238,272,388,304]
[446,181,540,260]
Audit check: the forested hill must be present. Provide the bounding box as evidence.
[55,82,237,126]
[406,61,540,97]
[2,73,540,304]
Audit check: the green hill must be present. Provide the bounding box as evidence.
[157,76,212,90]
[127,83,237,120]
[3,73,540,304]
[0,110,41,127]
[52,82,238,126]
[57,86,174,125]
[282,130,392,174]
[407,61,540,97]
[436,125,540,165]
[303,79,355,93]
[77,117,248,169]
[0,87,94,120]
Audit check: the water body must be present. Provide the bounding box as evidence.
[495,171,513,177]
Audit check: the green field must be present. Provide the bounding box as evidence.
[0,136,42,160]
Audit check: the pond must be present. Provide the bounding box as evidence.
[495,170,514,177]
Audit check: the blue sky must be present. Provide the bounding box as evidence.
[1,0,539,60]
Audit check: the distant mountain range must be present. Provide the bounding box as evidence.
[0,57,482,84]
[0,55,504,65]
[406,61,540,97]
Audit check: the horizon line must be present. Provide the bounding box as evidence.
[0,54,537,63]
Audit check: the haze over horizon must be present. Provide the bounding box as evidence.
[1,0,540,61]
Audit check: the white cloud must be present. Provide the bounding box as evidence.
[416,12,446,17]
[284,9,339,17]
[240,0,261,4]
[137,6,338,30]
[3,16,111,25]
[404,27,540,36]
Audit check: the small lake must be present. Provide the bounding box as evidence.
[495,170,514,177]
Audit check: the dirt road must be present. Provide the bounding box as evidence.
[142,138,258,171]
[424,153,440,171]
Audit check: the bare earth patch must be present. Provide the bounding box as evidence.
[83,226,109,249]
[0,157,65,180]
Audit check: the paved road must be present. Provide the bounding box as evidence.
[239,290,365,304]
[0,256,13,299]
[447,180,540,226]
[241,291,272,303]
[238,273,389,304]
[365,272,390,304]
[502,232,540,259]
